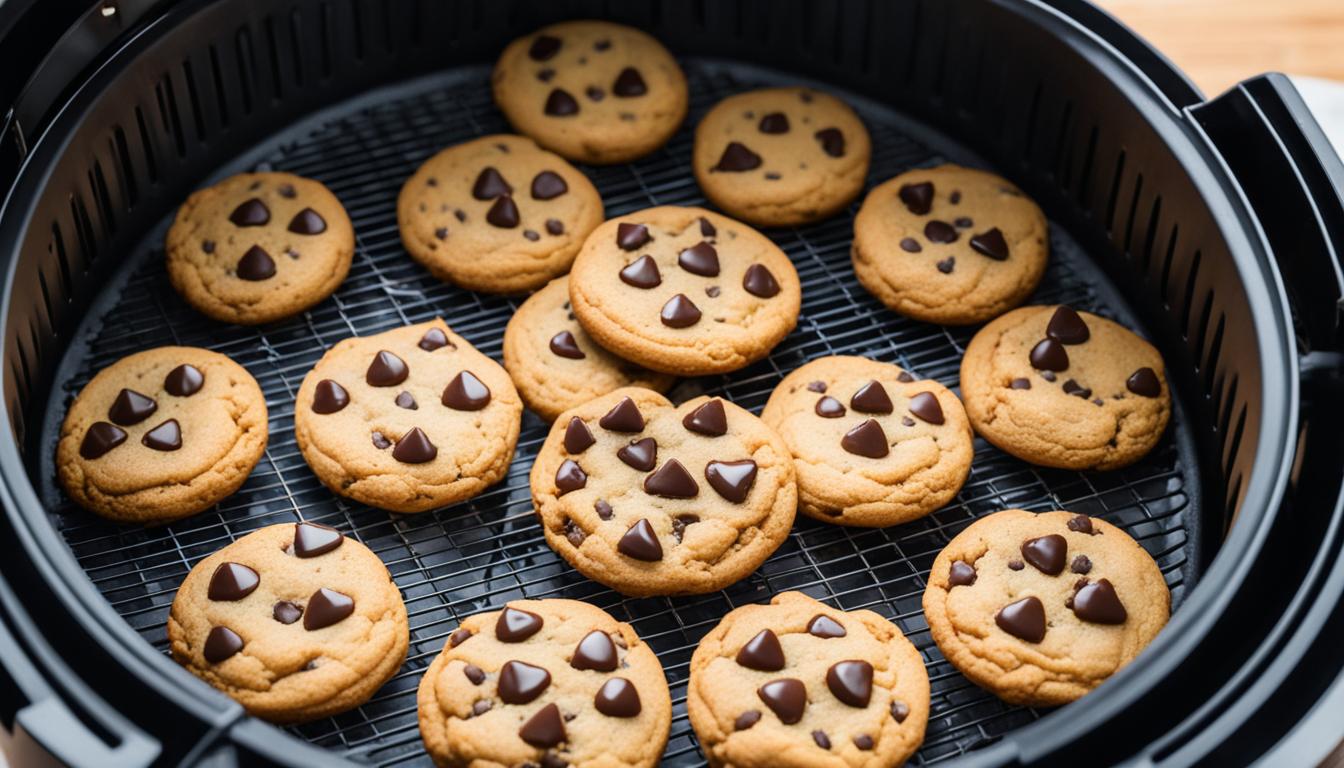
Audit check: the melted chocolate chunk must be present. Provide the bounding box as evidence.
[395,391,418,410]
[850,380,893,414]
[826,660,873,707]
[757,678,807,724]
[898,371,916,383]
[705,460,757,502]
[660,294,701,328]
[392,427,437,463]
[1127,367,1161,397]
[303,587,354,630]
[949,560,977,587]
[815,396,846,417]
[471,700,492,717]
[735,710,762,730]
[908,391,945,424]
[1046,306,1090,344]
[229,198,270,226]
[519,703,566,748]
[898,182,934,215]
[699,217,717,238]
[925,220,958,243]
[743,264,781,298]
[617,519,663,561]
[807,381,827,393]
[842,419,889,458]
[678,241,720,276]
[1010,377,1032,390]
[544,88,579,116]
[531,170,568,200]
[371,431,391,449]
[236,245,276,281]
[571,630,619,672]
[736,629,785,670]
[759,112,790,133]
[683,399,727,436]
[900,237,922,253]
[554,459,587,495]
[204,626,244,663]
[208,562,259,601]
[202,239,215,253]
[1067,514,1097,534]
[499,660,552,704]
[617,437,657,471]
[496,606,544,642]
[448,628,473,647]
[486,194,521,228]
[142,419,182,451]
[563,417,596,454]
[546,218,564,235]
[272,601,302,624]
[969,227,1009,260]
[586,85,606,102]
[713,142,763,172]
[616,222,652,250]
[814,127,845,157]
[619,254,661,288]
[854,735,874,750]
[463,664,486,685]
[599,396,644,432]
[1071,554,1093,574]
[937,256,957,274]
[441,371,491,410]
[312,379,349,413]
[612,67,647,97]
[995,596,1047,642]
[1072,578,1127,624]
[529,35,561,61]
[1062,379,1092,399]
[1022,534,1068,575]
[955,216,974,229]
[472,167,513,201]
[418,328,452,351]
[293,522,343,557]
[549,330,585,359]
[891,701,910,722]
[108,388,157,426]
[813,731,831,750]
[1029,338,1070,371]
[594,678,641,717]
[595,499,614,520]
[643,459,698,498]
[807,614,846,639]
[524,229,541,241]
[288,208,326,235]
[165,364,205,396]
[671,514,698,543]
[366,350,409,386]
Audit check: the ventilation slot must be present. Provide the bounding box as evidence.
[1122,173,1144,256]
[1075,124,1098,209]
[1104,149,1126,234]
[69,195,97,265]
[236,28,257,115]
[1159,224,1180,307]
[208,45,232,129]
[134,106,158,183]
[264,16,285,101]
[1202,314,1227,397]
[1021,80,1042,164]
[155,75,187,159]
[319,2,335,79]
[1052,100,1074,187]
[1179,250,1202,338]
[289,9,307,86]
[89,160,116,237]
[112,126,139,208]
[181,61,207,142]
[49,222,74,302]
[1140,195,1163,273]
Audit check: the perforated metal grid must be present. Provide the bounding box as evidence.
[39,61,1196,765]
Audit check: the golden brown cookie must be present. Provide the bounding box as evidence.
[852,164,1048,325]
[922,509,1170,706]
[502,276,675,421]
[294,319,522,513]
[56,346,267,524]
[492,21,688,164]
[568,206,802,376]
[693,87,871,227]
[167,522,409,722]
[166,171,354,324]
[397,135,604,293]
[761,355,973,527]
[960,305,1171,470]
[417,599,671,768]
[529,388,796,596]
[688,591,929,768]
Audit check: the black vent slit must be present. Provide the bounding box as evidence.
[208,45,232,129]
[112,126,139,207]
[1105,149,1127,233]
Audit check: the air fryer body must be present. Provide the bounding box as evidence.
[0,1,1342,766]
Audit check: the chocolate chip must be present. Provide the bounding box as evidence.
[201,239,215,254]
[1067,514,1097,534]
[599,396,645,432]
[454,209,467,222]
[660,294,701,328]
[524,228,539,241]
[545,218,564,235]
[595,499,614,520]
[1029,338,1069,371]
[519,703,566,749]
[898,182,934,215]
[891,701,910,722]
[950,190,962,204]
[1127,367,1162,397]
[463,664,486,685]
[287,208,326,235]
[392,427,437,463]
[643,459,698,498]
[1041,370,1057,382]
[699,217,717,238]
[594,678,641,717]
[671,514,698,543]
[812,731,831,750]
[925,220,958,243]
[563,417,596,454]
[970,227,1009,260]
[954,216,974,229]
[208,562,259,601]
[807,381,827,393]
[616,222,652,251]
[536,68,555,82]
[471,699,492,717]
[742,264,780,298]
[735,711,762,730]
[594,39,611,51]
[617,437,657,471]
[499,660,551,704]
[108,388,157,426]
[449,629,472,647]
[1062,379,1092,399]
[995,595,1047,642]
[312,379,350,413]
[826,660,873,707]
[418,328,452,351]
[549,330,585,359]
[571,630,618,671]
[1071,555,1093,574]
[203,626,243,663]
[236,245,276,281]
[937,256,955,274]
[371,431,390,449]
[683,399,727,436]
[303,587,354,630]
[1047,306,1090,344]
[366,350,409,386]
[531,170,568,200]
[529,34,561,61]
[854,735,874,750]
[544,88,579,116]
[1008,559,1025,571]
[617,519,663,561]
[293,522,343,557]
[555,459,587,495]
[442,371,491,410]
[564,518,585,547]
[496,606,544,642]
[898,371,916,383]
[901,416,916,427]
[841,419,889,458]
[908,391,945,424]
[705,460,757,503]
[803,615,845,639]
[900,237,922,253]
[713,142,762,172]
[612,67,647,97]
[619,254,661,288]
[485,194,520,228]
[1072,578,1128,624]
[229,198,270,226]
[1022,534,1068,575]
[585,85,606,101]
[142,419,182,451]
[390,391,417,410]
[815,396,846,418]
[277,183,296,198]
[949,560,977,587]
[1010,377,1031,390]
[706,285,721,297]
[814,127,845,157]
[678,241,720,276]
[758,112,790,133]
[757,678,807,724]
[272,601,302,624]
[165,364,204,396]
[764,172,781,180]
[850,380,893,414]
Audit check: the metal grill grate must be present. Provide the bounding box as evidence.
[40,61,1196,765]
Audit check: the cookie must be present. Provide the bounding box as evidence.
[693,87,871,227]
[960,305,1171,470]
[529,387,796,596]
[166,171,354,324]
[167,522,409,722]
[56,346,268,524]
[397,135,605,294]
[492,21,688,164]
[687,591,929,768]
[417,599,671,768]
[502,276,675,421]
[852,164,1048,325]
[568,206,801,376]
[922,509,1169,706]
[761,356,973,527]
[294,319,523,513]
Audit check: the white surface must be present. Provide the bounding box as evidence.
[1292,75,1344,161]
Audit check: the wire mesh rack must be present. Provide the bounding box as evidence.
[38,60,1196,765]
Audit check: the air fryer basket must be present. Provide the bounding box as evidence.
[2,0,1331,766]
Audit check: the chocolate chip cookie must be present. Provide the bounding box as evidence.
[693,87,871,227]
[960,305,1171,470]
[688,591,929,768]
[568,206,802,375]
[397,134,604,294]
[761,355,973,527]
[56,346,268,524]
[294,319,523,513]
[922,509,1169,706]
[529,387,796,596]
[502,276,675,421]
[167,522,409,722]
[492,21,688,164]
[417,599,671,768]
[852,164,1048,325]
[166,171,354,324]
